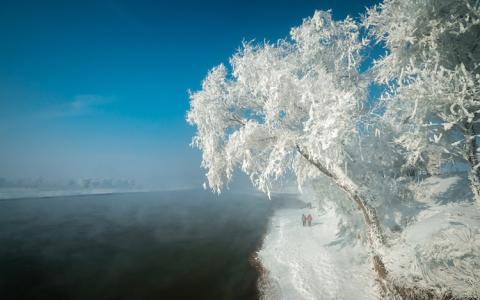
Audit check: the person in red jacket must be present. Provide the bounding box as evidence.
[307,214,313,227]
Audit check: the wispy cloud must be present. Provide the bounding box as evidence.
[0,95,113,133]
[40,94,113,119]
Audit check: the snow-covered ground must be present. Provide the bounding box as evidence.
[383,175,480,298]
[258,175,480,299]
[257,206,379,300]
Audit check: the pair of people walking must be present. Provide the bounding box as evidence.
[302,213,312,227]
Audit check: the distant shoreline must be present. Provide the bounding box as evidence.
[0,188,191,201]
[0,187,271,201]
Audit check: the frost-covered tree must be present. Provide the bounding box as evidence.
[187,11,389,280]
[364,0,480,203]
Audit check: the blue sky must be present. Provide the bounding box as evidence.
[0,0,380,189]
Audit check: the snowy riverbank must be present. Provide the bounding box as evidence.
[257,206,379,299]
[257,175,480,299]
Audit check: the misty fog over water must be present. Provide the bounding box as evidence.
[0,190,275,300]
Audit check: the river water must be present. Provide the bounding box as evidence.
[0,190,274,300]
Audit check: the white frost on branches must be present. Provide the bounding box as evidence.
[188,11,367,197]
[364,0,480,175]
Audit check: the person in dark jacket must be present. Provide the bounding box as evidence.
[302,214,307,226]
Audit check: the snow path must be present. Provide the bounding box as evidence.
[258,208,379,300]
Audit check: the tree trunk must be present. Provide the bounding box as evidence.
[296,145,384,246]
[296,145,388,282]
[295,145,472,297]
[465,116,480,206]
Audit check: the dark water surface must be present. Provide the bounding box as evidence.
[0,190,274,300]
